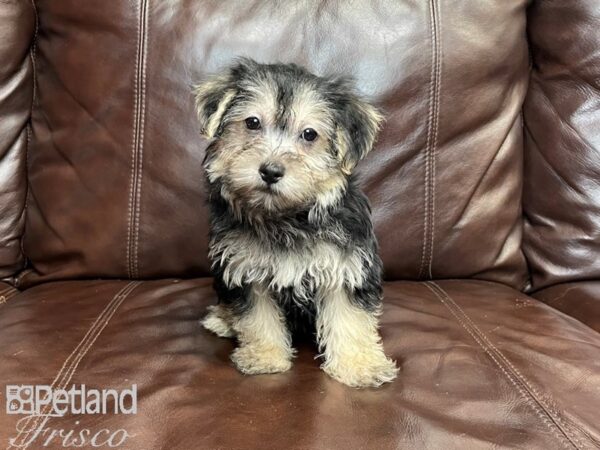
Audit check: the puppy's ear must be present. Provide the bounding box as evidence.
[331,82,384,175]
[194,73,237,138]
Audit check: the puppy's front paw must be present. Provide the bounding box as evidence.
[322,351,399,388]
[231,345,293,375]
[202,305,236,338]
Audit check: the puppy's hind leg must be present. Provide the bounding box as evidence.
[231,284,295,375]
[317,289,398,388]
[202,304,236,338]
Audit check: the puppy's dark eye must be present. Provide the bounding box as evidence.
[301,128,318,142]
[245,117,261,130]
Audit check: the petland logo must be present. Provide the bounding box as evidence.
[5,385,137,448]
[6,385,137,417]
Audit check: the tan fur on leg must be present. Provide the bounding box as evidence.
[231,285,295,375]
[202,304,236,338]
[317,290,398,388]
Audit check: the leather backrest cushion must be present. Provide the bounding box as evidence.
[0,1,35,281]
[524,0,600,290]
[21,0,530,288]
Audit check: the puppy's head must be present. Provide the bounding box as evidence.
[195,58,383,216]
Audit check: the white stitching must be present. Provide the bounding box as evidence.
[0,286,19,304]
[418,0,435,279]
[425,282,584,449]
[419,0,441,280]
[126,0,142,280]
[127,0,149,279]
[133,0,149,279]
[6,281,140,450]
[58,284,140,388]
[424,283,575,449]
[427,0,442,279]
[6,282,139,449]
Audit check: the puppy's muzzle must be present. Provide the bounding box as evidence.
[259,162,285,185]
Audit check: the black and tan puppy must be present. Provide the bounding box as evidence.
[196,59,398,388]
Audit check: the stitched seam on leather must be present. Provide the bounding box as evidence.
[425,282,582,450]
[0,287,12,297]
[5,290,19,300]
[418,1,435,279]
[127,0,149,279]
[7,282,140,449]
[432,281,587,448]
[126,3,140,279]
[427,0,441,280]
[0,287,12,305]
[18,0,39,273]
[6,281,140,450]
[418,0,441,280]
[432,282,589,450]
[0,287,19,305]
[431,282,590,449]
[134,0,149,279]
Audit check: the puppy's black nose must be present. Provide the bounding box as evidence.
[259,163,285,185]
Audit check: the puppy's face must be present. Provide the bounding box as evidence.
[195,59,382,216]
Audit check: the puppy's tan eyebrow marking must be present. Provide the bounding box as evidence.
[288,86,333,138]
[238,78,279,125]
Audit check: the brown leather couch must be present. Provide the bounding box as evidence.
[1,1,599,449]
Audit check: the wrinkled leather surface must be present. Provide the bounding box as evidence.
[21,0,529,288]
[0,0,35,279]
[0,282,19,305]
[534,282,600,333]
[523,0,600,290]
[1,280,599,449]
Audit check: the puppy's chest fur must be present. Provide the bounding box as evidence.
[210,227,368,302]
[207,180,383,317]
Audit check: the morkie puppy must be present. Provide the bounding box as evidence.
[196,58,398,388]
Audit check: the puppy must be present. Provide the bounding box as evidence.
[196,58,398,388]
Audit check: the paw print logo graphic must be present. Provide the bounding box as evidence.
[6,385,34,415]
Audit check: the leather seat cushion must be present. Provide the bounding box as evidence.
[1,279,599,449]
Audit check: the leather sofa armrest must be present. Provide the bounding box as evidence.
[523,0,600,290]
[533,281,600,332]
[0,0,36,281]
